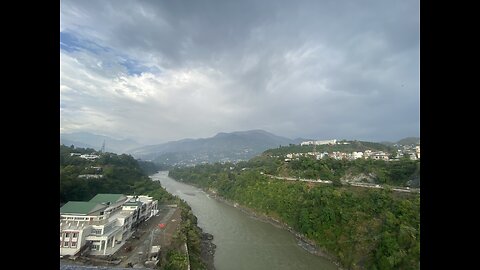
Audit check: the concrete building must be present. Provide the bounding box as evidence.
[78,174,104,179]
[371,152,389,161]
[60,193,158,257]
[79,154,100,160]
[351,152,364,160]
[300,139,337,146]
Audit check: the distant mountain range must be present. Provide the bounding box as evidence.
[60,130,419,165]
[128,130,302,165]
[380,137,420,146]
[60,132,143,154]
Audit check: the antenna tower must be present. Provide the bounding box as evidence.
[101,140,105,153]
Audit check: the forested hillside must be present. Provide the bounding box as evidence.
[60,145,173,204]
[60,145,210,270]
[169,159,420,270]
[282,157,420,187]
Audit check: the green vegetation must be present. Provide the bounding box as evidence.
[169,159,420,270]
[60,145,175,204]
[285,156,419,187]
[161,201,207,270]
[60,145,209,269]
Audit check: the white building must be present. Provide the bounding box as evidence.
[351,152,364,160]
[79,154,100,160]
[300,139,337,146]
[60,193,158,257]
[371,152,390,161]
[78,174,104,179]
[317,152,329,159]
[415,145,420,159]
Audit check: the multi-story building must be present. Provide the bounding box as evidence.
[370,151,390,161]
[351,151,364,160]
[60,193,158,257]
[300,139,337,146]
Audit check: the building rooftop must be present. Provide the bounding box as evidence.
[89,194,126,204]
[60,201,107,215]
[124,201,143,207]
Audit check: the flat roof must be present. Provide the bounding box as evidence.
[89,194,126,204]
[124,201,143,207]
[60,201,106,215]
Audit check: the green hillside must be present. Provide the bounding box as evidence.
[169,157,420,270]
[60,144,174,204]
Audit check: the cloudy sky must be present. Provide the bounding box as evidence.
[60,0,419,145]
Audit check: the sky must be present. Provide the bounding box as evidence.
[60,0,419,145]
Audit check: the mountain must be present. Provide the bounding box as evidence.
[380,137,420,146]
[129,130,296,165]
[60,138,96,150]
[60,132,144,154]
[396,137,420,146]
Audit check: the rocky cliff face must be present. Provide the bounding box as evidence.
[341,172,377,183]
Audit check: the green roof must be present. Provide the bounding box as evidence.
[89,194,126,204]
[60,201,106,215]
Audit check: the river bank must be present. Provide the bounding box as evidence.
[200,232,216,270]
[203,189,343,269]
[157,172,339,270]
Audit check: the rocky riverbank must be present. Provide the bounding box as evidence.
[200,232,216,270]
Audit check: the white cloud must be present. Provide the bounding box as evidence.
[60,0,419,143]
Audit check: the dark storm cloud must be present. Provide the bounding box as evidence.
[60,0,419,143]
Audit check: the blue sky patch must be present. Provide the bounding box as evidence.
[60,31,111,54]
[119,58,160,76]
[61,31,159,76]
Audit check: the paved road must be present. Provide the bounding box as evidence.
[266,174,332,184]
[117,205,179,268]
[265,174,419,193]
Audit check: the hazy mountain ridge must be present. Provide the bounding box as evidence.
[129,130,297,164]
[60,132,143,154]
[380,137,420,146]
[60,131,419,165]
[59,138,97,150]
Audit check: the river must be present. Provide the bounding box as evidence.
[151,171,338,270]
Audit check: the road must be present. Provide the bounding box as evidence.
[265,174,419,193]
[266,174,332,184]
[117,205,181,268]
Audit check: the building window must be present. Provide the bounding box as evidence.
[71,242,77,248]
[72,233,78,238]
[64,242,69,247]
[64,232,70,238]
